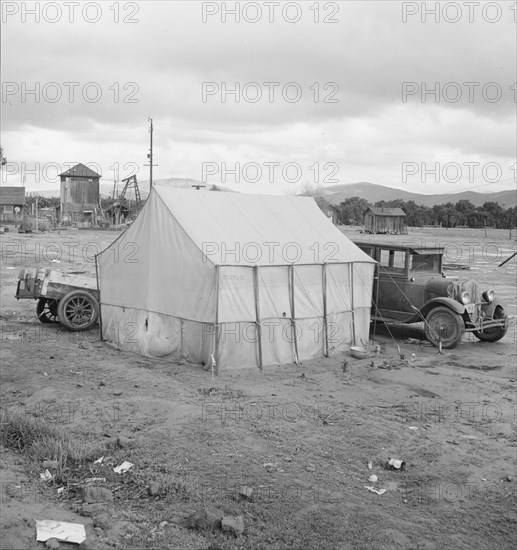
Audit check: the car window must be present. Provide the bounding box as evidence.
[379,249,406,272]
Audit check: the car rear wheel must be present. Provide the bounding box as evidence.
[36,298,59,323]
[424,306,465,349]
[57,290,99,331]
[473,306,508,342]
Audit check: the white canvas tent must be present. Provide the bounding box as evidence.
[96,185,376,371]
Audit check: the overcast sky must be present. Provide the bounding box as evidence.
[1,1,516,196]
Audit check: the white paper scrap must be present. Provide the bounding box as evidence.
[35,519,86,544]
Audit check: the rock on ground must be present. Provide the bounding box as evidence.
[221,515,245,537]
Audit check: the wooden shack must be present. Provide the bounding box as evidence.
[363,206,407,234]
[59,163,100,224]
[0,186,25,223]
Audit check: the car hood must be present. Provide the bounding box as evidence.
[426,277,481,303]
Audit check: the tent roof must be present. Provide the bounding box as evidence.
[153,185,375,266]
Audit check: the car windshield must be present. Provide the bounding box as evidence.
[409,253,441,273]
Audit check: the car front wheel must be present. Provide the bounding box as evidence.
[424,306,465,349]
[473,306,508,342]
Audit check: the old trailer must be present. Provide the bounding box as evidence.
[16,267,99,331]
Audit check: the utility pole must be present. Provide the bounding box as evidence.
[144,118,158,193]
[149,118,153,190]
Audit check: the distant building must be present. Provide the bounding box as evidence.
[363,206,407,234]
[0,186,25,223]
[59,163,100,224]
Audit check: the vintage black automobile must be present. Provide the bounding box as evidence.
[354,241,509,349]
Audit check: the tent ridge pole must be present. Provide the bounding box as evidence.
[253,265,263,370]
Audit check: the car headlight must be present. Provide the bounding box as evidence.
[482,289,495,302]
[460,291,471,305]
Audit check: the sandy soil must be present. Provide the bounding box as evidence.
[0,226,515,550]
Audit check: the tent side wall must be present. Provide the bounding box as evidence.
[97,191,217,364]
[216,261,375,370]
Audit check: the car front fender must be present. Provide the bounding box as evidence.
[420,297,465,318]
[480,298,505,319]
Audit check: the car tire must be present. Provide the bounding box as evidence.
[36,298,59,323]
[57,290,99,332]
[473,306,508,343]
[424,306,465,349]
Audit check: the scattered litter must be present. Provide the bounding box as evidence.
[482,478,488,482]
[446,440,459,445]
[367,461,373,470]
[50,259,60,263]
[39,469,53,482]
[386,458,406,471]
[35,520,86,545]
[408,426,419,431]
[57,487,64,495]
[93,456,104,464]
[282,457,292,462]
[364,485,386,495]
[112,390,123,396]
[113,461,134,474]
[506,475,513,482]
[159,521,169,529]
[368,474,378,483]
[84,477,106,483]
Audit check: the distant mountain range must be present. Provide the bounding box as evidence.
[323,182,517,208]
[25,179,516,207]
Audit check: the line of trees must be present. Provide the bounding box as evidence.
[333,196,517,229]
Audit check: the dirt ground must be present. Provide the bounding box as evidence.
[0,225,516,550]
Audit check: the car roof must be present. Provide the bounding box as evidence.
[353,240,444,255]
